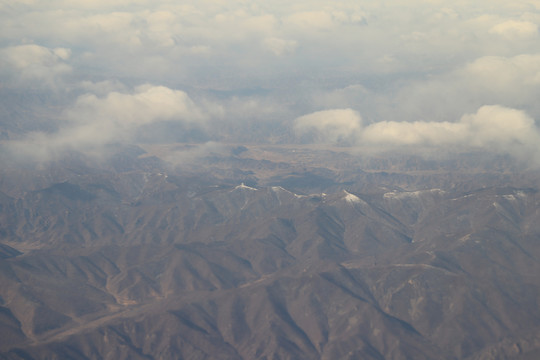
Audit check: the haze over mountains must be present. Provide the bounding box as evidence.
[1,145,540,359]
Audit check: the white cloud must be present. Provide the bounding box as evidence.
[462,54,540,90]
[350,52,540,127]
[58,85,205,148]
[489,20,539,39]
[2,0,540,163]
[294,109,362,144]
[263,37,297,56]
[1,1,538,87]
[361,121,466,146]
[460,105,539,149]
[0,44,71,87]
[5,85,206,160]
[65,85,203,128]
[360,105,540,148]
[285,11,335,31]
[296,105,540,160]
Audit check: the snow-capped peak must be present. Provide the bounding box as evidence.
[235,183,257,191]
[343,190,361,204]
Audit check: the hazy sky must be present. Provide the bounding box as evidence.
[1,0,540,161]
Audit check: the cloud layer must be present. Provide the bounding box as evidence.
[294,105,540,161]
[5,85,206,160]
[0,44,71,88]
[1,0,539,162]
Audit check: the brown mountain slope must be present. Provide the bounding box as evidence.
[1,145,540,359]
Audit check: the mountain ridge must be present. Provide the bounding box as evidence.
[1,144,539,359]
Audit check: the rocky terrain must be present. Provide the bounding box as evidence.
[1,144,540,359]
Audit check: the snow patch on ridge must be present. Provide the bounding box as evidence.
[343,190,362,204]
[383,188,444,200]
[271,186,304,198]
[235,183,258,191]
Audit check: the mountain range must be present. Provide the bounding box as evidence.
[1,144,540,359]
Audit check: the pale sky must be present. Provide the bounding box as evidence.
[1,0,540,162]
